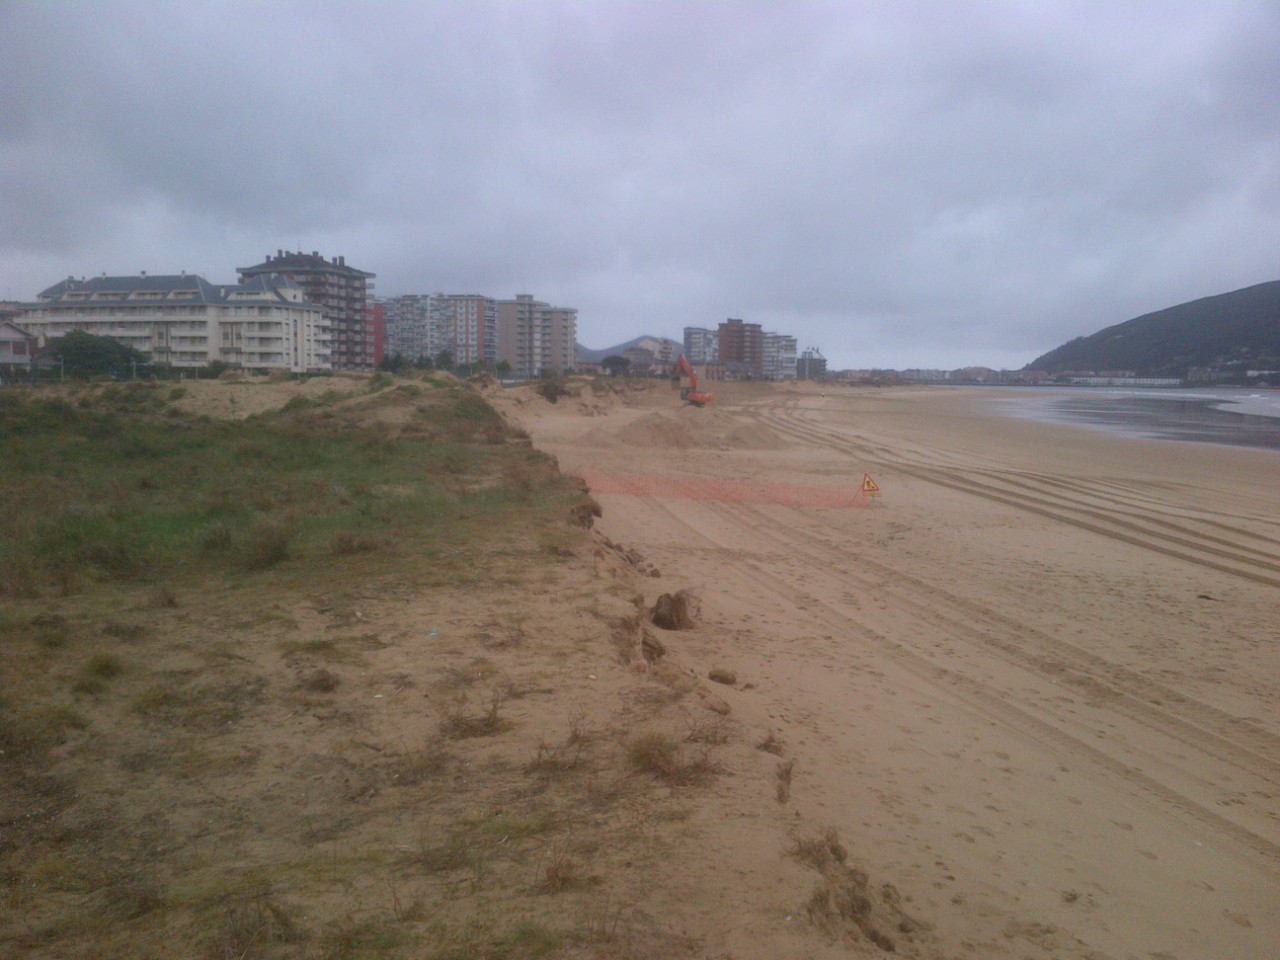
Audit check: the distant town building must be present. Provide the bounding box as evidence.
[366,300,385,368]
[16,272,329,372]
[1067,376,1182,387]
[0,320,35,377]
[622,346,656,373]
[434,294,498,367]
[796,347,827,380]
[900,369,949,383]
[1186,366,1228,383]
[497,294,577,378]
[383,294,439,363]
[237,250,375,370]
[683,326,719,364]
[763,332,797,380]
[718,318,763,378]
[653,338,678,367]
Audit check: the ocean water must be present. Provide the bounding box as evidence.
[988,387,1280,453]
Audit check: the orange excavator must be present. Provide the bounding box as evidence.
[674,354,713,407]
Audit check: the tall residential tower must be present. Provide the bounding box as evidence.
[237,250,375,370]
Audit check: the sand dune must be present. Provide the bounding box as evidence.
[498,378,1280,959]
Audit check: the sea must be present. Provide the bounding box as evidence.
[987,387,1280,453]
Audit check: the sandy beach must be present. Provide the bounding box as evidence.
[494,377,1280,959]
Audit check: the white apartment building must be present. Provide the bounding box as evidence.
[683,326,719,364]
[18,273,331,373]
[383,294,439,362]
[383,293,499,367]
[0,320,35,375]
[434,294,498,367]
[763,332,798,380]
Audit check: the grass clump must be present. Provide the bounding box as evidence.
[241,520,291,570]
[791,827,848,871]
[627,731,719,786]
[756,731,785,755]
[318,912,405,958]
[297,667,340,693]
[439,690,512,739]
[214,890,304,958]
[73,652,127,694]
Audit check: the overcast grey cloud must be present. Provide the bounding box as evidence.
[3,1,1277,368]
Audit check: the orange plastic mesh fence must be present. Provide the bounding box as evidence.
[578,470,869,508]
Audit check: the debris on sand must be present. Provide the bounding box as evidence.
[598,535,660,577]
[641,632,667,663]
[793,828,930,953]
[651,589,697,629]
[562,475,603,528]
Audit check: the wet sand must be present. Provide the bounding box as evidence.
[991,386,1280,451]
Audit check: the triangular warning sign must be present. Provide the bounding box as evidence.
[862,473,881,496]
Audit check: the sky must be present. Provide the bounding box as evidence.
[2,1,1277,370]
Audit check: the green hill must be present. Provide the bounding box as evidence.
[1027,280,1280,378]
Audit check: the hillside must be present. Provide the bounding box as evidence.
[1027,279,1280,377]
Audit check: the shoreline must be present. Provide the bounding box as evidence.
[971,384,1280,451]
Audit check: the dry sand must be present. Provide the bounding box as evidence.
[492,377,1280,960]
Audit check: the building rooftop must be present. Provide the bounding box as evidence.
[237,249,375,279]
[33,273,317,308]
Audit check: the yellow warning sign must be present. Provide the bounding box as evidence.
[862,473,881,496]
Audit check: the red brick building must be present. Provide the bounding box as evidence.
[718,318,763,378]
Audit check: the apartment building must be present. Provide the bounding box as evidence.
[763,332,798,380]
[237,250,375,370]
[683,326,719,364]
[383,294,439,362]
[382,293,499,368]
[17,272,330,372]
[797,347,827,380]
[0,320,35,376]
[718,317,763,378]
[497,294,577,378]
[434,294,498,367]
[366,300,385,368]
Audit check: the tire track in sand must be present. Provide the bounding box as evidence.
[711,499,1280,783]
[635,492,1280,870]
[758,402,1280,589]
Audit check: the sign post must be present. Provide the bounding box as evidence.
[861,473,881,505]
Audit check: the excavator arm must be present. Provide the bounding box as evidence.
[674,354,713,406]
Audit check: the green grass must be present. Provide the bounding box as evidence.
[0,387,578,596]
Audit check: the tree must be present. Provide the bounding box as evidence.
[495,359,512,378]
[57,330,148,380]
[378,352,410,373]
[601,355,630,377]
[435,349,454,370]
